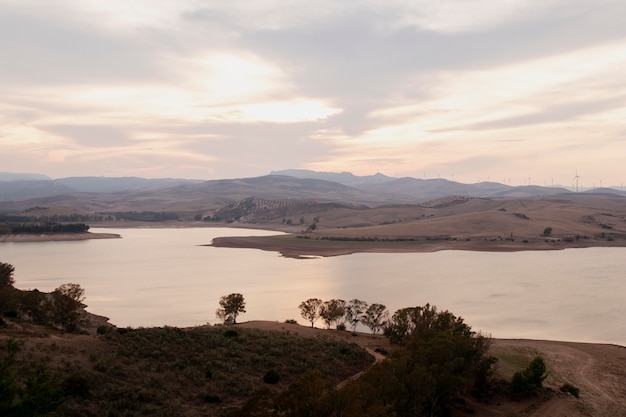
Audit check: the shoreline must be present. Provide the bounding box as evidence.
[2,221,625,256]
[0,231,121,243]
[210,233,626,258]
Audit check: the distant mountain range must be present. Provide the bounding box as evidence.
[1,170,625,213]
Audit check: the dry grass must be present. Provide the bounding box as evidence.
[212,194,626,257]
[0,320,373,417]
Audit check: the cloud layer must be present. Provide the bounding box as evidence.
[1,0,625,187]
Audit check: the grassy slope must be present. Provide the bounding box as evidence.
[0,322,373,417]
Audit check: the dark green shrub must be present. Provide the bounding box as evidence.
[509,356,547,397]
[284,319,298,324]
[524,356,547,387]
[509,371,531,396]
[560,382,580,398]
[263,370,280,384]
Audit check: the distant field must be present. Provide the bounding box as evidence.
[211,194,626,256]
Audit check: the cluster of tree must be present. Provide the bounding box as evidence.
[298,298,389,334]
[108,211,179,222]
[0,213,108,223]
[1,262,88,332]
[236,303,498,417]
[1,223,89,234]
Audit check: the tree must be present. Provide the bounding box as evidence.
[55,283,85,304]
[216,293,246,325]
[345,299,368,333]
[384,307,418,344]
[298,298,323,328]
[543,227,553,236]
[0,262,15,287]
[384,303,472,344]
[51,283,86,332]
[361,303,388,334]
[0,262,17,315]
[319,299,346,330]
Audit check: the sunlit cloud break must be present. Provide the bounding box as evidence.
[0,0,625,185]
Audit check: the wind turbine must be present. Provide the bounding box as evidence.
[573,171,580,192]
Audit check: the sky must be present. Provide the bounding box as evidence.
[1,0,625,187]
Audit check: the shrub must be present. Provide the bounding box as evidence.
[203,394,221,403]
[63,375,90,398]
[223,329,238,338]
[509,356,547,397]
[336,323,346,332]
[560,382,580,398]
[284,319,298,324]
[96,325,111,335]
[263,370,280,384]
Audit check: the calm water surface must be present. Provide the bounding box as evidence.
[2,227,624,346]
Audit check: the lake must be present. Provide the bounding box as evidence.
[2,227,624,346]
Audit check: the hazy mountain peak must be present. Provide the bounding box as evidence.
[0,172,51,181]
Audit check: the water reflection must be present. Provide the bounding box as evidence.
[2,227,624,346]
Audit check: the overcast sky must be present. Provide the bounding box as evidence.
[1,0,625,187]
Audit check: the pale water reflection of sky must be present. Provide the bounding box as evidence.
[4,228,625,346]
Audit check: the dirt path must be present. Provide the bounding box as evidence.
[488,339,626,417]
[336,347,386,390]
[238,322,626,417]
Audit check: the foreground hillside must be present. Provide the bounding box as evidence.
[0,320,373,417]
[1,319,624,417]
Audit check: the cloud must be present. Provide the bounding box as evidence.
[1,0,626,184]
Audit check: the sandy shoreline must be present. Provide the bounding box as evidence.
[210,234,626,257]
[0,232,121,243]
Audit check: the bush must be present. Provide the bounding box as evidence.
[560,383,580,398]
[284,319,298,324]
[336,323,346,331]
[263,370,280,384]
[203,394,221,403]
[63,375,90,398]
[96,325,111,335]
[509,356,547,397]
[223,329,238,338]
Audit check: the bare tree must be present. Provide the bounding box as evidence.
[298,298,323,328]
